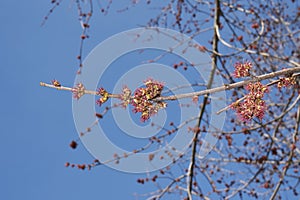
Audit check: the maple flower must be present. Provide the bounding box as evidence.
[92,79,167,122]
[131,78,166,122]
[72,83,85,99]
[230,82,269,122]
[51,79,61,87]
[277,77,296,88]
[120,86,132,108]
[233,61,253,78]
[96,87,109,106]
[246,82,269,98]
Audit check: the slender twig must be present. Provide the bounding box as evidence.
[202,157,300,165]
[75,0,93,73]
[269,104,300,200]
[41,0,63,26]
[147,175,186,200]
[39,82,120,98]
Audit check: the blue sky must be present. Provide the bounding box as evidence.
[3,1,297,200]
[0,1,166,200]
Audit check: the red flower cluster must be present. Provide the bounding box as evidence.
[231,82,269,121]
[277,77,296,88]
[233,61,253,78]
[131,79,167,122]
[96,87,109,106]
[95,79,167,122]
[51,79,61,87]
[245,82,269,98]
[72,83,85,99]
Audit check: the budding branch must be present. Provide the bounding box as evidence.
[40,66,300,103]
[154,66,300,101]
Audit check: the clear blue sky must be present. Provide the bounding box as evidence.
[0,1,165,200]
[2,1,296,200]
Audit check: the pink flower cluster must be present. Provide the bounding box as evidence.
[231,82,269,121]
[95,79,167,122]
[233,61,253,78]
[72,83,85,99]
[131,79,167,122]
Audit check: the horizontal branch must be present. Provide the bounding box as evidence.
[39,82,120,98]
[154,67,300,101]
[40,67,300,103]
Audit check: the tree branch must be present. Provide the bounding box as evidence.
[187,0,220,199]
[269,104,300,200]
[155,68,300,101]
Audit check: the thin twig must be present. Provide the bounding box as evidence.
[39,82,120,98]
[269,104,300,200]
[187,1,221,199]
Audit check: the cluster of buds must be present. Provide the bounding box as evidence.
[277,77,296,88]
[96,87,109,106]
[120,86,132,108]
[65,159,101,171]
[72,83,85,99]
[233,61,253,78]
[231,82,269,121]
[51,79,61,87]
[95,79,167,122]
[131,79,167,122]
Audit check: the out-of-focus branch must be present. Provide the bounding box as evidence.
[147,175,186,200]
[187,0,220,199]
[270,104,300,200]
[215,8,265,57]
[76,0,93,74]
